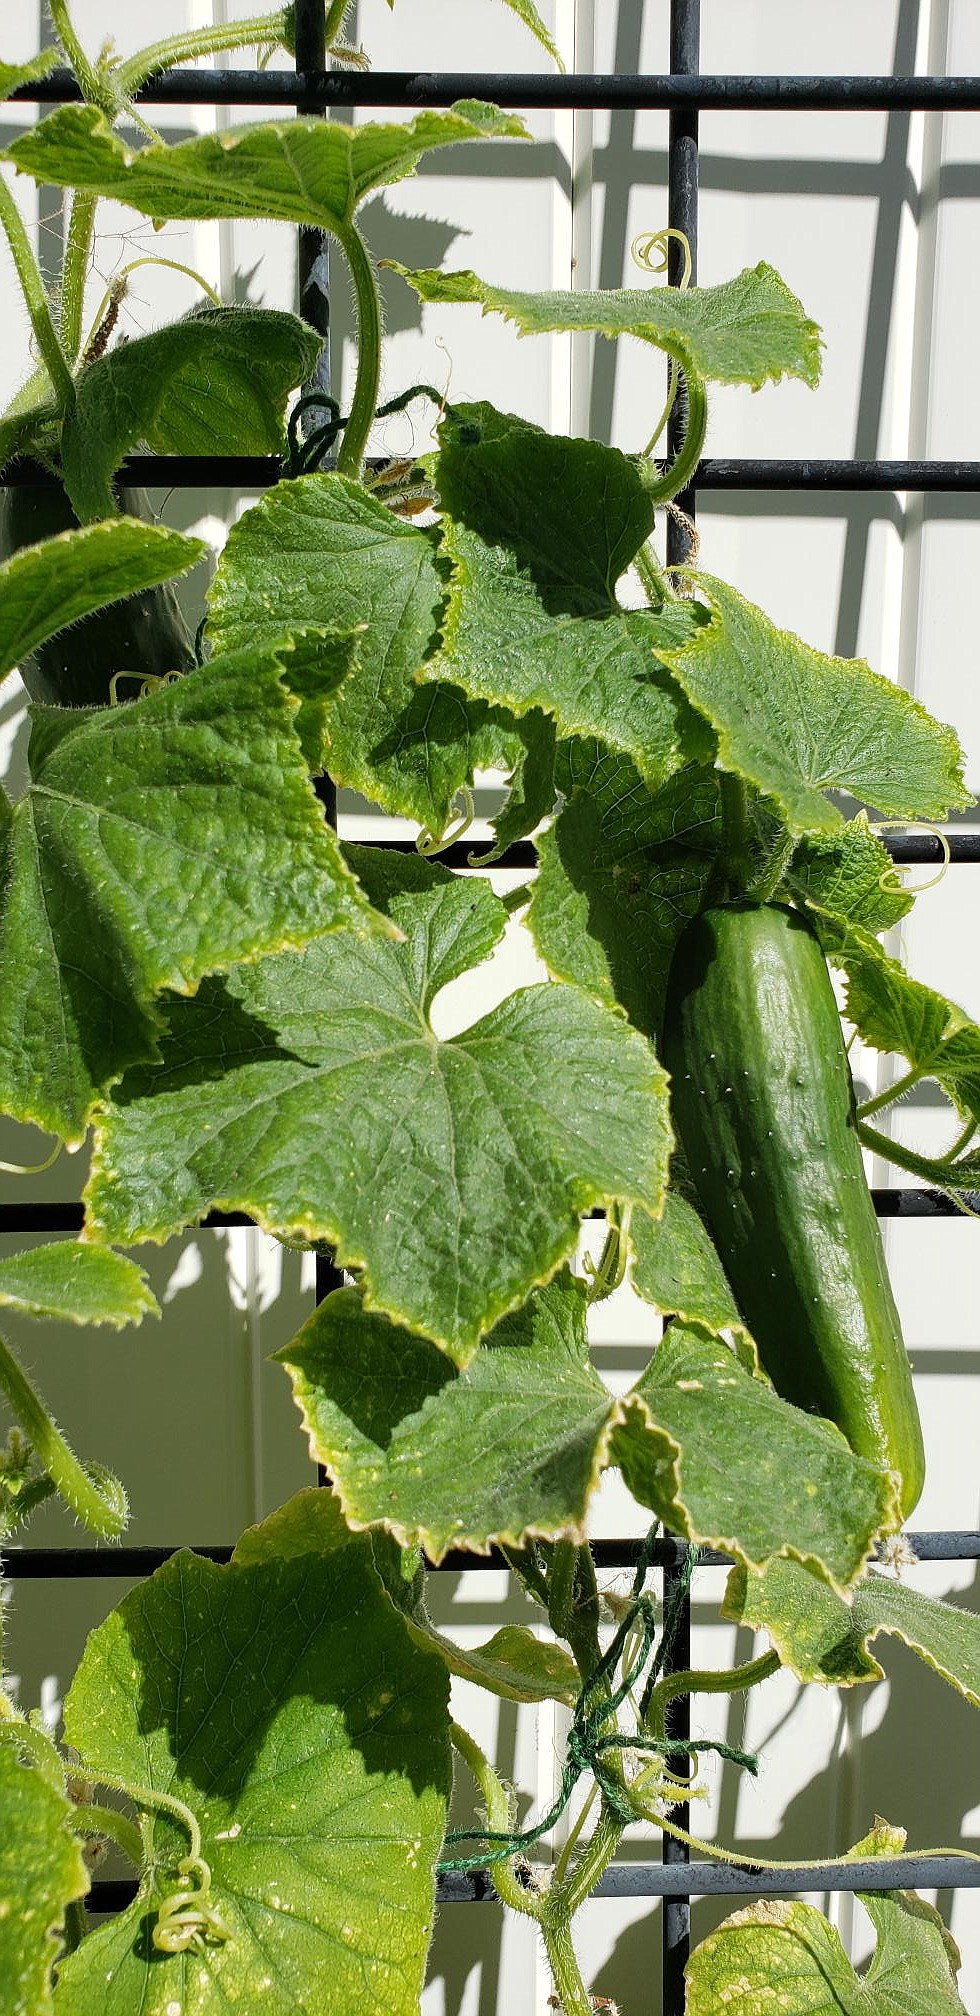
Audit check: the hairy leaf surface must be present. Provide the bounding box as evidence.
[0,1242,157,1327]
[825,919,980,1124]
[629,1193,756,1369]
[658,577,970,834]
[278,1282,896,1587]
[56,1493,451,2016]
[391,261,822,387]
[725,1554,980,1702]
[88,852,670,1360]
[207,472,519,829]
[527,745,718,1036]
[0,521,204,684]
[0,1745,88,2016]
[686,1825,966,2014]
[0,648,377,1141]
[0,48,58,98]
[8,103,527,229]
[785,815,913,934]
[62,308,321,521]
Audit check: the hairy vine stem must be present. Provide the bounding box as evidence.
[115,11,292,92]
[336,227,383,477]
[0,1332,128,1538]
[0,181,74,411]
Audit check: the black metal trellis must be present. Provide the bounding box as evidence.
[4,2,980,2008]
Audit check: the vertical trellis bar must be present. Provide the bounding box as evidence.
[664,9,700,2006]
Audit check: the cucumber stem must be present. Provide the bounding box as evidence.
[71,1802,145,1868]
[644,1650,781,1739]
[856,1065,924,1121]
[335,226,383,477]
[60,193,97,366]
[448,1721,543,1920]
[48,0,113,112]
[0,181,74,412]
[639,369,708,507]
[116,12,291,93]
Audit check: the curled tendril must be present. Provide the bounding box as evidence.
[631,227,694,458]
[416,787,475,858]
[152,1854,233,1956]
[869,818,951,896]
[0,1136,61,1177]
[108,669,183,707]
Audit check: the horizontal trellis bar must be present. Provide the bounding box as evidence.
[5,1532,978,1579]
[4,456,979,490]
[12,69,980,113]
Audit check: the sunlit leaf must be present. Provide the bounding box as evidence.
[657,576,970,835]
[0,48,58,100]
[0,647,379,1142]
[725,1553,980,1702]
[785,814,913,934]
[824,918,980,1125]
[62,307,321,521]
[8,102,527,229]
[391,261,822,388]
[0,520,204,685]
[87,850,670,1361]
[0,1242,157,1327]
[55,1492,451,2016]
[0,1745,88,2016]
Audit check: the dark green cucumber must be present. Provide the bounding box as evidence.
[663,901,925,1517]
[0,463,196,707]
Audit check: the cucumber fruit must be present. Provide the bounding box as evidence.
[0,462,196,707]
[663,901,925,1517]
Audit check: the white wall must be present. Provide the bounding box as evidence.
[1,4,978,2011]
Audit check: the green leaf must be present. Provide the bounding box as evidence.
[429,1624,580,1705]
[0,647,379,1142]
[724,1553,980,1702]
[56,1492,451,2016]
[658,576,971,835]
[61,307,322,522]
[0,1746,89,2016]
[686,1826,966,2014]
[278,1280,896,1589]
[87,849,670,1360]
[785,813,914,933]
[497,0,565,67]
[0,48,58,100]
[612,1323,899,1594]
[527,745,718,1037]
[825,919,980,1125]
[487,709,556,858]
[0,520,205,685]
[391,261,822,389]
[8,102,528,230]
[206,472,520,829]
[430,404,713,790]
[629,1192,757,1370]
[0,1242,157,1327]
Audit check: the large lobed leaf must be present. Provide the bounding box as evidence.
[206,472,521,830]
[390,260,823,389]
[86,850,671,1362]
[784,813,914,934]
[0,1744,89,2016]
[822,917,980,1127]
[278,1276,898,1589]
[0,1240,157,1327]
[0,647,378,1142]
[7,102,527,231]
[55,1492,451,2016]
[62,307,322,522]
[658,577,970,835]
[429,403,714,792]
[0,520,205,686]
[686,1824,966,2014]
[725,1552,980,1703]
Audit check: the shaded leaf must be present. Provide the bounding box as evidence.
[612,1324,899,1594]
[57,1491,451,2016]
[430,404,713,789]
[629,1192,757,1369]
[87,850,670,1361]
[725,1553,980,1702]
[0,1241,157,1327]
[686,1824,966,2014]
[785,814,913,934]
[486,709,556,858]
[527,746,718,1037]
[207,472,521,829]
[0,647,378,1142]
[0,520,205,684]
[0,48,58,99]
[8,102,527,230]
[658,576,970,835]
[278,1281,897,1590]
[391,261,822,388]
[825,919,980,1125]
[0,1745,89,2016]
[62,307,321,522]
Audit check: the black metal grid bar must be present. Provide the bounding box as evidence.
[3,11,978,2009]
[12,69,980,112]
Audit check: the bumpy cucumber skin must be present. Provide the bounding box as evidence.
[663,902,925,1517]
[0,465,196,706]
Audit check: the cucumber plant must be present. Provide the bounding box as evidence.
[0,6,978,2013]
